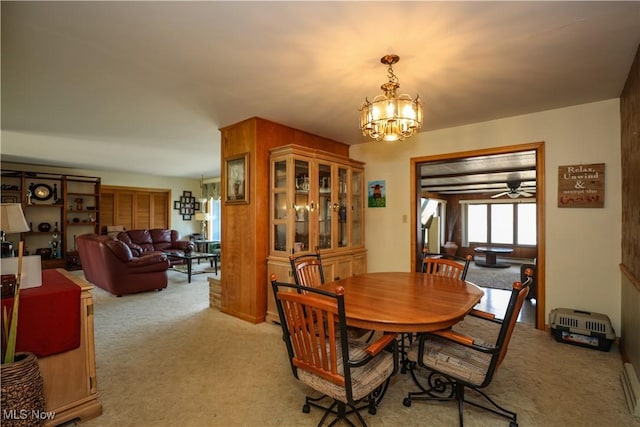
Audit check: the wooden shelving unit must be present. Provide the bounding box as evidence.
[1,170,100,270]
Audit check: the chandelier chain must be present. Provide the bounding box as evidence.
[387,63,399,85]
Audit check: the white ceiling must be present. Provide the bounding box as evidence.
[2,1,639,178]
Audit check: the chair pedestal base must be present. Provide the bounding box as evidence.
[304,394,372,427]
[403,364,518,427]
[303,378,391,427]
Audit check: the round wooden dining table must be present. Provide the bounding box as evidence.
[328,272,484,333]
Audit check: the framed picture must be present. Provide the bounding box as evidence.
[173,190,198,220]
[225,153,249,204]
[368,180,386,208]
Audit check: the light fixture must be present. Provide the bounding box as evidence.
[194,212,208,238]
[1,203,30,364]
[360,54,423,142]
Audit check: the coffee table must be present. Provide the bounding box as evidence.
[192,239,219,253]
[163,251,219,283]
[473,246,513,268]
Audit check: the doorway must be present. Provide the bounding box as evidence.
[410,142,545,330]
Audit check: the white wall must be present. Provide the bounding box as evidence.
[350,99,622,332]
[1,160,203,239]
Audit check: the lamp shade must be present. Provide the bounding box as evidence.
[1,203,30,234]
[194,213,208,221]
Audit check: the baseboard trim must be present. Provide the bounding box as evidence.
[621,362,640,417]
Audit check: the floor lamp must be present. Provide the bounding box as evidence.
[194,213,207,239]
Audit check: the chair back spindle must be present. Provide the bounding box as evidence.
[290,251,325,288]
[421,249,472,280]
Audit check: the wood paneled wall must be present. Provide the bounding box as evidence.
[100,186,170,232]
[620,44,640,374]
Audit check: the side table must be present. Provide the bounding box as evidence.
[473,246,513,268]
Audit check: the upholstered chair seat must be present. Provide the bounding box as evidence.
[298,339,396,403]
[407,335,493,386]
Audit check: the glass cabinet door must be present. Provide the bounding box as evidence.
[351,169,363,246]
[337,167,348,248]
[272,159,288,252]
[271,148,365,256]
[317,162,332,250]
[293,159,310,253]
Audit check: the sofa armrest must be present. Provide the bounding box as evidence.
[128,253,170,273]
[171,240,194,252]
[127,243,144,257]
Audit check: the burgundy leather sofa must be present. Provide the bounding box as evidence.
[116,229,194,266]
[77,234,170,296]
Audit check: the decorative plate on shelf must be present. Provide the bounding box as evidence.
[31,183,53,201]
[38,222,51,232]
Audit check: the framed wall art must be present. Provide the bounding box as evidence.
[368,180,386,208]
[173,190,199,220]
[225,153,249,204]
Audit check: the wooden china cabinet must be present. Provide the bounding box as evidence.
[266,145,366,323]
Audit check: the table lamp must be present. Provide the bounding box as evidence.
[1,203,30,363]
[194,212,208,238]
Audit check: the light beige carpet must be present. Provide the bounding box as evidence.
[76,269,639,427]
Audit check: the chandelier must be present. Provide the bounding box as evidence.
[360,54,423,142]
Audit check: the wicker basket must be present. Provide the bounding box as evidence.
[1,352,46,426]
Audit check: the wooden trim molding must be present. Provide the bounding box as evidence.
[621,263,640,293]
[410,141,546,330]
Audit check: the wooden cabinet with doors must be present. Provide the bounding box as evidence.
[39,269,102,426]
[266,144,367,323]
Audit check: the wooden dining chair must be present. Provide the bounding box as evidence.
[403,269,533,427]
[289,251,325,288]
[421,248,472,280]
[402,249,472,371]
[290,250,375,341]
[271,276,398,427]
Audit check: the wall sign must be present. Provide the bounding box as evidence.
[557,163,605,208]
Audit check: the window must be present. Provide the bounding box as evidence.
[467,204,487,243]
[491,204,513,244]
[207,198,221,241]
[464,201,536,246]
[517,203,537,245]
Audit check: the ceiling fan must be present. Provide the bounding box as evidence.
[491,180,535,199]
